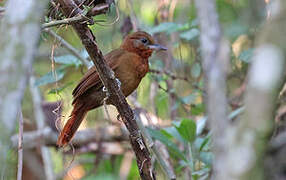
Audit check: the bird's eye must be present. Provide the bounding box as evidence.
[141,38,148,44]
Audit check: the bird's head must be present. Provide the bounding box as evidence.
[120,31,167,59]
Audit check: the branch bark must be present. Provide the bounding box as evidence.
[0,0,48,178]
[55,0,154,179]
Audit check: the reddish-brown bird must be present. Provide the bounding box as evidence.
[57,31,166,146]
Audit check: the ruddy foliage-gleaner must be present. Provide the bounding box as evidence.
[57,31,167,146]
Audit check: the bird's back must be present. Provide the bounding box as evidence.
[72,48,148,106]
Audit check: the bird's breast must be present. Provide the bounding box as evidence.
[115,56,149,96]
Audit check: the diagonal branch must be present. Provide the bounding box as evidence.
[44,29,91,68]
[55,0,154,179]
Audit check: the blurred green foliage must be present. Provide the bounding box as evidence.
[27,0,265,179]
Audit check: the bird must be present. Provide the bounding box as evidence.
[57,31,167,146]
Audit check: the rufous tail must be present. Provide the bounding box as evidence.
[57,103,87,147]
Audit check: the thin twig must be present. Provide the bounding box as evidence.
[149,68,190,82]
[16,109,23,180]
[44,29,92,68]
[150,68,204,91]
[42,14,88,29]
[42,3,110,29]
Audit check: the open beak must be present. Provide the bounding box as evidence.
[148,44,167,51]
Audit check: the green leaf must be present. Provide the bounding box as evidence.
[54,55,82,67]
[199,135,211,151]
[238,48,254,63]
[147,128,187,161]
[180,28,200,41]
[160,129,173,139]
[163,126,185,143]
[35,67,66,86]
[48,82,73,94]
[155,91,169,119]
[175,118,196,143]
[224,22,248,39]
[149,22,184,34]
[191,104,205,116]
[199,152,213,165]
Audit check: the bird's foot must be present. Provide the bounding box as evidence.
[115,78,121,88]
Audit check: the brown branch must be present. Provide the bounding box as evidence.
[55,0,154,179]
[86,3,109,16]
[10,126,128,149]
[10,109,172,149]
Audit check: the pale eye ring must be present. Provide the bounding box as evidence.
[141,38,148,44]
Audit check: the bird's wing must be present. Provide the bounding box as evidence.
[72,49,125,102]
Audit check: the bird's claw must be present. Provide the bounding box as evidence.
[116,78,121,88]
